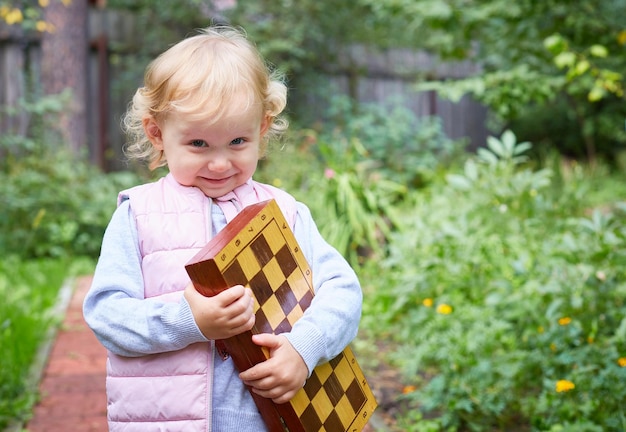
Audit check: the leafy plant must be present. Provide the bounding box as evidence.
[286,96,468,264]
[319,95,466,188]
[0,95,140,259]
[300,133,407,265]
[0,257,92,429]
[364,130,626,430]
[260,139,402,267]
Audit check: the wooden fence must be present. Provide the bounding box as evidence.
[0,7,140,170]
[0,26,38,139]
[0,9,488,171]
[309,44,488,150]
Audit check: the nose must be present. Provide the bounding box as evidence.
[207,155,231,172]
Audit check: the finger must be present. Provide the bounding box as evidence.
[244,287,255,301]
[243,374,274,391]
[251,333,282,349]
[226,288,255,316]
[215,285,246,306]
[225,293,255,323]
[184,282,203,302]
[272,389,298,404]
[239,361,272,382]
[250,386,298,404]
[230,312,255,334]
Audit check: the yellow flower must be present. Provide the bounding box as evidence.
[5,7,23,24]
[402,385,416,394]
[619,30,626,46]
[272,178,282,188]
[555,379,575,393]
[550,343,557,352]
[436,303,452,315]
[558,317,571,326]
[35,20,47,32]
[537,326,544,333]
[422,298,433,307]
[39,0,49,7]
[618,357,626,368]
[61,0,72,6]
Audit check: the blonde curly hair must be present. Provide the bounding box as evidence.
[122,26,288,170]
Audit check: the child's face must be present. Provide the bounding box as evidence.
[144,101,269,198]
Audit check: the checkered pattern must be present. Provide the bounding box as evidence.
[292,349,371,432]
[186,200,377,431]
[221,221,315,335]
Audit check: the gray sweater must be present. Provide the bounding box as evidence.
[83,196,363,431]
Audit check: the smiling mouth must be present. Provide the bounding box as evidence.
[201,176,232,185]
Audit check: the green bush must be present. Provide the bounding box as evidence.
[0,150,138,259]
[0,95,140,259]
[316,95,466,188]
[364,131,626,430]
[259,128,403,264]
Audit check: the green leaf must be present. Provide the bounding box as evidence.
[589,44,608,58]
[554,52,576,69]
[574,60,590,76]
[588,85,606,102]
[464,159,479,181]
[513,142,532,156]
[543,34,565,54]
[477,147,499,165]
[501,130,517,155]
[486,135,506,158]
[446,174,472,190]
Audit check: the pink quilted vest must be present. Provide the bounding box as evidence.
[106,173,296,431]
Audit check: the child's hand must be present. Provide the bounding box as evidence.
[184,283,255,340]
[239,334,308,404]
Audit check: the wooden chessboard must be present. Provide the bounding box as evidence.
[185,199,377,432]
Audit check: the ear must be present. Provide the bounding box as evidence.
[143,117,163,150]
[259,115,272,137]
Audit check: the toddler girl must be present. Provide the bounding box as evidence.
[83,26,362,431]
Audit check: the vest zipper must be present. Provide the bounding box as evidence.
[207,199,213,241]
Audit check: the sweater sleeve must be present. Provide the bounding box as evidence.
[82,200,208,357]
[284,202,363,375]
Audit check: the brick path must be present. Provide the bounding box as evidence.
[26,275,108,432]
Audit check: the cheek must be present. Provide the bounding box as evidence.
[247,159,259,174]
[167,149,203,173]
[243,151,260,170]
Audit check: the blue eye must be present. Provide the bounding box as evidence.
[231,138,245,145]
[190,140,207,147]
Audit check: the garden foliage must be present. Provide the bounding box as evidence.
[258,101,626,429]
[0,257,90,430]
[363,131,626,431]
[0,95,140,260]
[364,0,626,161]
